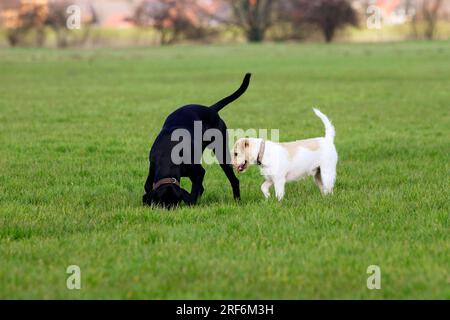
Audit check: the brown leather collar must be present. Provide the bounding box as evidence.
[152,177,180,191]
[257,140,265,165]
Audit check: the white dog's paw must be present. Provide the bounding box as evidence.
[273,181,285,201]
[261,181,272,199]
[275,188,285,201]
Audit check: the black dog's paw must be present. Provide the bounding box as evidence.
[183,197,196,207]
[233,190,241,201]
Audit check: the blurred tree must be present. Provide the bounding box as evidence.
[283,0,358,43]
[1,0,49,47]
[228,0,275,42]
[133,0,215,45]
[412,0,443,40]
[0,0,96,47]
[46,1,97,48]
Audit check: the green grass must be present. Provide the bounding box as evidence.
[0,41,449,299]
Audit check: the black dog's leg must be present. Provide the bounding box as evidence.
[220,163,240,200]
[189,165,205,204]
[214,125,240,201]
[144,165,155,194]
[181,189,194,206]
[216,144,240,200]
[143,165,155,205]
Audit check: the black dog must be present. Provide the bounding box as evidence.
[143,73,251,208]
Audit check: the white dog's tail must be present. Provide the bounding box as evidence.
[313,108,335,142]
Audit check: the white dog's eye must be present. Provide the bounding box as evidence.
[234,152,237,157]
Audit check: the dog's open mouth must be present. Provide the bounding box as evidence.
[237,161,247,173]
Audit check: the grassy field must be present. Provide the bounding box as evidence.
[0,41,449,299]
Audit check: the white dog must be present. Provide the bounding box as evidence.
[232,109,337,201]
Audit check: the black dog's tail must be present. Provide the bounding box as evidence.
[210,73,251,112]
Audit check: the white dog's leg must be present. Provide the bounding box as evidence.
[314,169,324,194]
[320,162,336,195]
[273,179,286,201]
[261,180,273,198]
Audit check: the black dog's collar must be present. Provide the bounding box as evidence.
[153,177,180,191]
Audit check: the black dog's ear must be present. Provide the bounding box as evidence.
[181,189,194,206]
